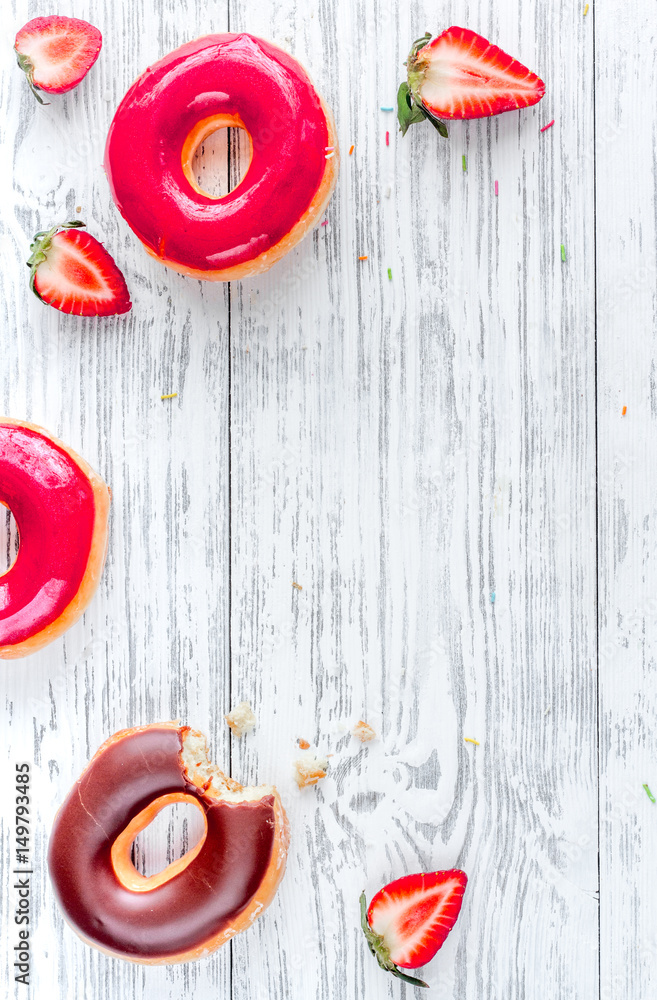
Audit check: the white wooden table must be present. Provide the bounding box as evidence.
[1,0,655,996]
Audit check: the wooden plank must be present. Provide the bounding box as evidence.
[596,0,657,996]
[1,1,231,997]
[0,0,602,997]
[228,2,597,1000]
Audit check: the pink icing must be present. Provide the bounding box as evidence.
[104,33,330,273]
[0,423,95,646]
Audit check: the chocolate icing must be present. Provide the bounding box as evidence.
[48,727,276,958]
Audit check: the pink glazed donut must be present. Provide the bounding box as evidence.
[104,33,339,281]
[0,418,110,658]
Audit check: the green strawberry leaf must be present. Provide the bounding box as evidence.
[360,892,429,989]
[397,81,448,138]
[403,31,448,139]
[409,32,432,59]
[15,51,48,105]
[397,81,414,136]
[424,111,449,139]
[26,221,87,296]
[389,966,430,989]
[397,81,430,136]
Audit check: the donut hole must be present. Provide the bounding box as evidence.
[188,123,252,200]
[131,798,206,879]
[0,504,19,576]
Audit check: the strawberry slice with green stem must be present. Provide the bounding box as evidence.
[15,16,102,105]
[27,221,131,317]
[360,869,468,987]
[398,27,545,137]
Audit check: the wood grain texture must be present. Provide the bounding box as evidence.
[2,1,232,998]
[596,1,657,998]
[0,0,629,995]
[227,0,597,997]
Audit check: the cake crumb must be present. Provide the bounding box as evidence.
[293,750,329,788]
[297,738,310,749]
[352,720,376,743]
[225,701,256,737]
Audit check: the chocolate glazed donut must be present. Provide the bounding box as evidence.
[48,724,289,963]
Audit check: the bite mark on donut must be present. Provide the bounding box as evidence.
[49,723,290,964]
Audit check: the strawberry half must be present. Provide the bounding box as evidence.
[398,27,545,137]
[27,221,131,317]
[15,16,102,105]
[360,870,467,987]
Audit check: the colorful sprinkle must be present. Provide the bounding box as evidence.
[622,405,627,416]
[584,3,589,13]
[464,738,480,746]
[387,268,392,281]
[380,106,394,111]
[292,582,303,591]
[321,220,329,226]
[325,146,335,151]
[358,255,368,261]
[325,151,335,159]
[349,144,355,155]
[561,243,567,262]
[494,180,499,196]
[161,393,178,400]
[462,154,467,172]
[386,131,390,146]
[644,784,656,803]
[540,120,555,132]
[491,592,496,603]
